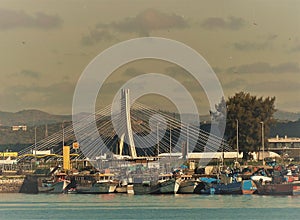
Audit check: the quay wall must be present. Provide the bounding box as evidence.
[0,176,25,193]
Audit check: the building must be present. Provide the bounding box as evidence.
[268,135,300,150]
[0,152,18,165]
[11,125,27,131]
[268,135,300,160]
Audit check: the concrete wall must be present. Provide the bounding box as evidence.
[0,177,25,193]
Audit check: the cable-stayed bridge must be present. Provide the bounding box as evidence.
[17,89,232,166]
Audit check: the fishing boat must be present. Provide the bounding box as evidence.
[155,174,180,194]
[199,176,257,195]
[255,181,293,195]
[133,180,153,195]
[76,173,118,194]
[38,179,70,193]
[38,172,74,194]
[253,167,300,195]
[206,181,242,195]
[177,174,201,194]
[133,174,180,195]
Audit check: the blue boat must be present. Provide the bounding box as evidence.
[199,177,257,195]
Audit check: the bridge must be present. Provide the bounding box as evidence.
[17,89,233,168]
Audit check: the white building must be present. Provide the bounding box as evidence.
[11,125,27,131]
[268,135,300,150]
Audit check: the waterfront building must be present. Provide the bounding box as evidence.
[268,136,300,160]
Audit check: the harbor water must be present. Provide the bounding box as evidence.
[0,193,299,219]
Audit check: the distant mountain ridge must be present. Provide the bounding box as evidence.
[0,109,299,127]
[274,110,300,122]
[0,109,299,148]
[0,109,71,126]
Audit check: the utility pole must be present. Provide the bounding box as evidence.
[169,126,172,158]
[45,124,48,138]
[186,124,189,157]
[34,126,37,156]
[157,122,160,156]
[62,121,65,147]
[236,119,239,162]
[260,121,265,166]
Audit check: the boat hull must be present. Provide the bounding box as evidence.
[38,181,69,194]
[77,182,117,194]
[214,182,242,195]
[177,180,200,194]
[133,179,179,195]
[115,185,127,193]
[255,182,300,195]
[200,179,257,195]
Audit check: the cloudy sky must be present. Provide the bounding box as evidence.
[0,0,299,115]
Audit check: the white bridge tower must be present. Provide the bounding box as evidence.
[120,89,137,158]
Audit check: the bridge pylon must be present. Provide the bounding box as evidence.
[120,89,137,158]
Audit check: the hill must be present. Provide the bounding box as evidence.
[0,109,71,126]
[0,108,300,150]
[270,119,300,137]
[274,110,300,122]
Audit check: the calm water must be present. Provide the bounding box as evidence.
[0,193,299,220]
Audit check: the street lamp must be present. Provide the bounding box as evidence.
[156,122,160,156]
[186,124,189,156]
[62,121,65,147]
[34,126,37,156]
[236,119,239,162]
[169,126,172,158]
[260,121,265,166]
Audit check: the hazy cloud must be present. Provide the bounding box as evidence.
[123,67,145,77]
[81,8,187,45]
[8,69,41,80]
[19,70,41,79]
[201,16,245,30]
[289,45,300,53]
[267,34,278,41]
[115,9,187,31]
[164,66,190,78]
[99,8,188,36]
[233,41,269,51]
[0,8,62,30]
[222,78,248,89]
[227,62,300,74]
[100,81,124,93]
[212,67,222,74]
[247,81,300,92]
[0,82,74,113]
[163,66,206,93]
[81,29,115,46]
[233,34,277,51]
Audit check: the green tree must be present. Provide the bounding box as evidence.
[223,92,276,157]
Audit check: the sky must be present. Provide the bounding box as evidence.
[0,0,299,115]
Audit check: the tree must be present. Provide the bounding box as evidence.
[225,92,276,157]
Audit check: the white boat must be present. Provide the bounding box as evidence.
[156,173,181,194]
[38,173,71,193]
[76,173,118,194]
[133,174,180,195]
[177,174,200,194]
